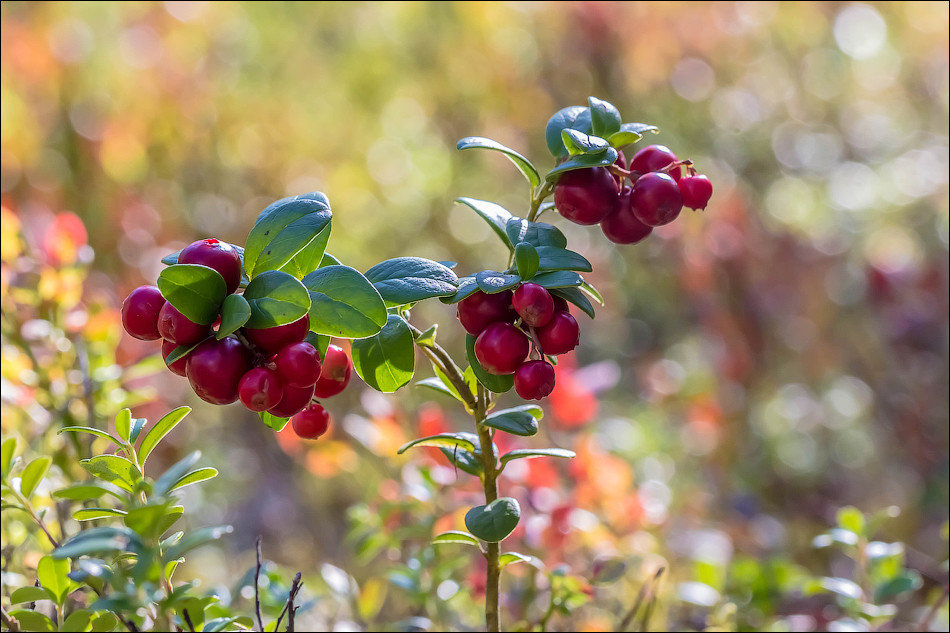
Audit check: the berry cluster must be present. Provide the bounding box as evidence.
[120,238,350,440]
[459,283,579,400]
[554,144,713,244]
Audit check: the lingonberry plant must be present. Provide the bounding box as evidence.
[117,96,710,631]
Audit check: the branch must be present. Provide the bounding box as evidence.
[273,572,303,633]
[616,566,665,632]
[406,322,477,411]
[1,605,20,632]
[254,536,264,632]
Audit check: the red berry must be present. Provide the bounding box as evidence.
[631,172,683,227]
[243,314,310,354]
[291,403,331,439]
[601,186,653,244]
[238,367,284,412]
[274,342,322,388]
[186,337,253,405]
[629,144,681,181]
[157,301,210,346]
[121,285,165,340]
[268,383,315,418]
[552,295,569,313]
[512,283,555,327]
[161,339,190,376]
[679,174,713,210]
[178,238,243,294]
[474,322,529,375]
[457,290,515,336]
[536,311,579,355]
[554,167,619,225]
[514,360,556,400]
[312,344,351,398]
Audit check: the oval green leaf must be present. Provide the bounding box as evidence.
[475,270,520,294]
[169,467,218,492]
[397,433,477,455]
[482,405,542,437]
[114,409,131,443]
[561,129,610,156]
[243,270,312,329]
[432,531,483,548]
[464,497,521,543]
[439,276,479,304]
[138,406,191,465]
[551,287,595,319]
[530,270,584,289]
[535,246,592,273]
[454,198,514,250]
[544,147,618,184]
[74,508,128,521]
[500,448,576,466]
[364,257,458,306]
[303,265,388,338]
[157,264,228,325]
[351,315,415,393]
[588,96,622,137]
[216,293,251,339]
[506,218,568,249]
[80,456,141,492]
[515,242,539,280]
[457,136,540,188]
[19,457,51,498]
[244,192,332,279]
[546,105,592,158]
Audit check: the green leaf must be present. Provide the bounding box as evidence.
[606,129,642,148]
[157,264,228,325]
[244,192,332,279]
[114,409,132,444]
[74,508,128,521]
[365,257,458,306]
[123,502,171,538]
[432,531,482,549]
[874,570,922,602]
[551,287,595,319]
[588,96,622,137]
[535,246,592,273]
[259,411,290,432]
[54,483,121,501]
[482,405,542,437]
[37,555,71,604]
[129,417,148,443]
[10,586,54,603]
[19,456,51,498]
[139,406,191,465]
[303,265,388,338]
[413,324,438,347]
[62,610,94,632]
[352,315,415,393]
[80,456,140,493]
[8,610,55,632]
[454,198,514,250]
[169,467,218,491]
[506,218,568,249]
[90,612,119,632]
[531,270,584,289]
[439,276,479,304]
[836,506,866,536]
[216,293,251,339]
[54,527,140,559]
[157,506,184,535]
[500,448,575,466]
[305,331,332,358]
[515,242,539,280]
[397,433,477,455]
[546,105,592,158]
[499,552,533,569]
[561,129,610,156]
[320,252,342,267]
[544,147,618,184]
[164,525,233,560]
[466,334,514,393]
[153,451,202,497]
[579,280,604,305]
[58,426,121,445]
[415,377,463,403]
[439,445,484,477]
[163,340,201,367]
[1,437,16,477]
[475,270,521,294]
[617,121,658,141]
[465,497,521,543]
[243,270,312,329]
[456,136,540,188]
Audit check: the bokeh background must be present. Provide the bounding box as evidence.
[2,2,948,631]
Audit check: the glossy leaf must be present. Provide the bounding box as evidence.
[129,416,148,443]
[53,527,140,559]
[546,105,592,158]
[535,246,592,272]
[465,497,521,543]
[551,287,595,318]
[499,552,533,569]
[457,136,540,188]
[439,276,479,304]
[169,467,218,491]
[500,448,575,466]
[303,265,388,338]
[397,433,477,454]
[415,377,463,403]
[37,555,71,603]
[465,334,514,393]
[74,508,128,521]
[365,257,458,306]
[544,147,618,183]
[10,586,53,604]
[59,426,121,445]
[440,445,483,477]
[432,531,482,548]
[216,293,251,339]
[19,457,51,498]
[80,456,140,492]
[475,270,521,295]
[351,314,415,393]
[7,610,55,632]
[506,218,568,249]
[588,96,622,137]
[114,408,132,443]
[244,192,332,279]
[482,405,542,437]
[454,198,514,250]
[124,503,172,538]
[561,128,610,156]
[163,340,202,366]
[1,437,16,477]
[531,270,584,289]
[139,406,191,465]
[579,280,605,305]
[157,264,228,325]
[515,242,539,279]
[259,411,290,432]
[243,270,312,329]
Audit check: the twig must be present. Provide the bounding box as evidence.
[254,536,265,633]
[919,584,949,632]
[1,604,20,631]
[616,567,665,632]
[182,609,196,633]
[273,572,303,632]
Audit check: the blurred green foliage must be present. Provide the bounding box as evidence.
[2,1,948,631]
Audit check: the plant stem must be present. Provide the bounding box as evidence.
[11,489,60,549]
[527,183,554,223]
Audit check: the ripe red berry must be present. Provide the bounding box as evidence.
[268,383,315,418]
[552,295,569,313]
[121,285,165,340]
[629,144,681,181]
[238,367,284,412]
[512,283,555,327]
[274,342,322,388]
[186,337,253,405]
[631,172,683,227]
[514,360,556,400]
[601,187,653,244]
[243,314,310,354]
[679,174,713,210]
[161,339,189,377]
[178,238,243,294]
[457,290,515,336]
[536,311,580,355]
[553,167,619,225]
[474,322,529,375]
[312,344,351,398]
[157,301,210,346]
[291,403,331,439]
